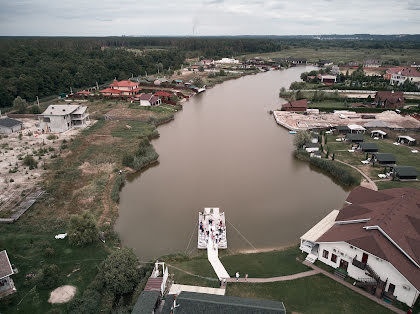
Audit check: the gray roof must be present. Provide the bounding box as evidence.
[161,291,286,314]
[359,142,379,151]
[131,291,160,314]
[41,105,81,116]
[0,250,13,280]
[0,118,22,128]
[373,153,396,162]
[346,134,364,142]
[394,166,419,177]
[304,142,319,148]
[335,125,350,131]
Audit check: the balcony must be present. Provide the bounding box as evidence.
[352,257,366,270]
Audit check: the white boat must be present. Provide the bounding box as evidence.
[289,130,297,134]
[198,208,227,250]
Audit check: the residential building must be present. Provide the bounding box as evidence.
[215,58,240,64]
[364,59,381,68]
[160,291,286,313]
[370,130,387,139]
[139,94,161,107]
[281,99,308,112]
[300,187,420,307]
[320,74,337,85]
[345,133,364,143]
[201,59,215,66]
[392,166,419,181]
[372,153,396,166]
[348,124,366,134]
[318,60,333,67]
[390,68,420,87]
[0,250,16,299]
[100,80,141,96]
[374,91,405,109]
[357,143,379,153]
[0,117,23,134]
[383,67,404,81]
[304,142,319,153]
[335,125,351,134]
[38,105,89,133]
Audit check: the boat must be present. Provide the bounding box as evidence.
[198,208,227,250]
[289,130,297,134]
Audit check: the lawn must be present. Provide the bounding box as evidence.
[309,100,348,108]
[220,246,309,278]
[226,274,394,314]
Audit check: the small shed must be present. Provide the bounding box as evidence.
[345,133,364,143]
[348,124,366,134]
[397,136,416,146]
[372,153,396,166]
[358,142,379,153]
[0,118,23,134]
[393,166,419,180]
[310,151,322,158]
[304,142,319,153]
[335,125,351,134]
[371,130,387,139]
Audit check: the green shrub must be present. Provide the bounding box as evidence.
[38,264,61,289]
[68,212,99,247]
[309,158,360,186]
[47,134,58,140]
[23,155,38,169]
[111,174,125,203]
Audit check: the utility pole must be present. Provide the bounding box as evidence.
[96,81,99,90]
[36,96,40,106]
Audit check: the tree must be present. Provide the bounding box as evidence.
[293,130,311,149]
[13,96,28,113]
[68,212,99,247]
[295,90,304,100]
[198,66,204,72]
[98,248,140,295]
[192,76,204,87]
[39,264,61,289]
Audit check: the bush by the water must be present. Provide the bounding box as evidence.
[122,139,159,170]
[111,174,125,203]
[309,157,360,186]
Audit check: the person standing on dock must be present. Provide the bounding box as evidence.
[236,272,240,281]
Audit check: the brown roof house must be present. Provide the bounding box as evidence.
[0,250,16,299]
[281,99,307,112]
[374,91,405,109]
[300,187,420,307]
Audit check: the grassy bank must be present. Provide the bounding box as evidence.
[0,102,174,313]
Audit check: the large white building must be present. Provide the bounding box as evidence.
[301,187,420,307]
[390,67,420,87]
[38,104,89,133]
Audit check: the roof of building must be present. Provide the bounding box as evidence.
[0,250,13,280]
[348,124,366,131]
[282,99,308,109]
[161,291,286,313]
[131,291,160,314]
[72,106,87,115]
[359,142,378,151]
[346,133,364,141]
[0,117,22,128]
[144,277,163,292]
[41,105,82,116]
[301,210,339,242]
[398,136,416,142]
[400,67,420,77]
[110,80,138,87]
[317,187,420,290]
[304,142,319,148]
[393,166,419,177]
[375,91,404,104]
[335,125,350,131]
[139,93,159,103]
[370,130,387,135]
[99,88,122,94]
[385,67,405,75]
[373,153,396,162]
[76,90,91,95]
[154,91,172,97]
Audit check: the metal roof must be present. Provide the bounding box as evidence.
[0,118,22,128]
[41,105,81,116]
[359,142,379,151]
[394,166,419,177]
[131,291,160,314]
[346,133,364,141]
[373,153,396,162]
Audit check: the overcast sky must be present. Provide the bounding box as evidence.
[0,0,419,36]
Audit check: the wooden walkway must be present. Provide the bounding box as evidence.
[225,269,320,283]
[303,261,404,314]
[208,239,230,280]
[0,189,44,223]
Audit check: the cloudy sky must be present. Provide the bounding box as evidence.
[0,0,419,36]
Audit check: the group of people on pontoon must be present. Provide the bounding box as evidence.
[199,218,225,248]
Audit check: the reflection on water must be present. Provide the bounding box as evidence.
[115,67,349,260]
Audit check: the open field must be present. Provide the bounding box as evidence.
[241,47,420,64]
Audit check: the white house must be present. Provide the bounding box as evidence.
[215,58,240,64]
[139,94,161,107]
[390,68,420,87]
[0,117,23,134]
[364,59,381,68]
[38,105,89,133]
[0,250,16,299]
[300,187,420,307]
[304,142,319,153]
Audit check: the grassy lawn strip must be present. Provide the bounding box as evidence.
[226,274,394,314]
[220,246,309,278]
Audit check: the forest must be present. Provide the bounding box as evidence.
[1,36,420,108]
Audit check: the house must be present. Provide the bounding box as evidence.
[201,59,215,66]
[304,142,319,153]
[287,58,307,65]
[392,166,419,181]
[318,60,333,67]
[372,153,396,166]
[390,67,420,87]
[310,151,322,158]
[300,187,420,307]
[0,117,23,134]
[397,136,416,146]
[106,80,141,96]
[357,142,379,153]
[215,58,240,64]
[281,99,308,112]
[0,250,16,299]
[345,133,364,143]
[310,133,319,144]
[347,124,366,134]
[160,291,286,313]
[38,105,89,133]
[364,59,381,68]
[334,125,351,134]
[154,91,173,99]
[154,78,169,86]
[139,94,161,107]
[320,75,337,85]
[74,90,92,98]
[370,130,387,139]
[383,67,404,81]
[374,91,405,109]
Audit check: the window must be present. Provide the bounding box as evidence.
[322,250,329,259]
[331,253,337,263]
[388,283,395,294]
[43,117,50,123]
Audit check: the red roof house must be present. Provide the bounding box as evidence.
[281,99,308,112]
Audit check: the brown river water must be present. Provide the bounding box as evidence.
[115,66,349,260]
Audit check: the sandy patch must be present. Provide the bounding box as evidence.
[78,161,115,175]
[48,285,76,304]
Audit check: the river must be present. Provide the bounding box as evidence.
[115,66,349,260]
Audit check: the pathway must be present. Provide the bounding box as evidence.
[225,269,320,283]
[207,239,230,280]
[303,261,404,314]
[169,284,225,296]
